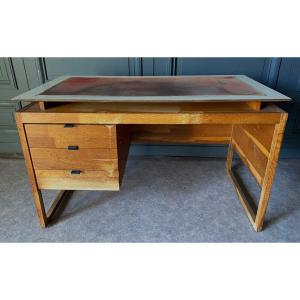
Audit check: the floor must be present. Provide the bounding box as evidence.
[0,156,299,242]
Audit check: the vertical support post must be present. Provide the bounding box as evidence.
[226,125,234,171]
[16,112,74,228]
[226,113,288,232]
[226,124,257,228]
[15,113,47,227]
[254,113,288,231]
[38,101,46,111]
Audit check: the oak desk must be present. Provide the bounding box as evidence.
[13,75,291,231]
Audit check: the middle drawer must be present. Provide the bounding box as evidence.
[30,148,118,171]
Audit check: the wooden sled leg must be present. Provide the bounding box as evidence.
[226,113,287,232]
[32,189,73,227]
[16,113,72,228]
[45,190,73,225]
[226,143,257,228]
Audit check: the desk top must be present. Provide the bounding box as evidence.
[12,75,291,103]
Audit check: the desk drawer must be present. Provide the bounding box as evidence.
[35,170,119,190]
[25,124,117,148]
[30,148,118,172]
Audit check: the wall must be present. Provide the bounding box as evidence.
[0,58,29,153]
[1,57,299,157]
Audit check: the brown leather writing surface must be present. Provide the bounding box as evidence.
[41,76,264,97]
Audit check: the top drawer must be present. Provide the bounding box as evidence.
[25,124,117,149]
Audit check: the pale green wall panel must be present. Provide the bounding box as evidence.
[1,57,299,158]
[0,57,28,154]
[44,58,131,79]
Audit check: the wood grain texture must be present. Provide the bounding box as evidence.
[16,112,77,227]
[38,101,46,111]
[35,170,120,190]
[16,99,288,230]
[232,125,269,186]
[227,112,288,231]
[254,113,288,231]
[30,148,118,171]
[226,129,256,228]
[227,168,256,226]
[25,124,117,148]
[116,125,131,185]
[246,101,261,110]
[131,124,232,144]
[15,113,47,227]
[22,101,262,113]
[240,124,274,156]
[19,103,282,125]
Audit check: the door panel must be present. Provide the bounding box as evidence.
[167,58,277,157]
[142,58,173,76]
[2,57,299,157]
[0,58,29,100]
[43,58,131,80]
[0,104,16,126]
[0,58,29,154]
[176,58,275,84]
[275,58,300,151]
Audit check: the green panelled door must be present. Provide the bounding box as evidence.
[0,58,31,154]
[2,57,299,158]
[0,57,134,154]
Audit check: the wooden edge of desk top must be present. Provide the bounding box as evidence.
[17,101,286,114]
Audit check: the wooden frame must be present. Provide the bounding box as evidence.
[226,113,288,231]
[13,73,291,230]
[15,113,74,227]
[15,102,288,231]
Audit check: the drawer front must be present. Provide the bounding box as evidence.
[35,170,119,190]
[30,148,118,172]
[25,124,117,148]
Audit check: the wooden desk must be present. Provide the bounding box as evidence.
[13,75,291,231]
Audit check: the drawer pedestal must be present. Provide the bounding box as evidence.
[24,124,130,191]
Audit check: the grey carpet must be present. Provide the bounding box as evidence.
[0,156,299,242]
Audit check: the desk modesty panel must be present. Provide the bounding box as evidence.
[13,75,291,232]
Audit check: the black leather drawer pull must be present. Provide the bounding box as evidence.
[64,124,75,128]
[68,145,79,150]
[70,170,81,175]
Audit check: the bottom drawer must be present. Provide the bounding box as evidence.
[35,170,120,190]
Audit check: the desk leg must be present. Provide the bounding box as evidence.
[29,188,72,228]
[30,189,72,227]
[226,113,288,231]
[16,114,72,228]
